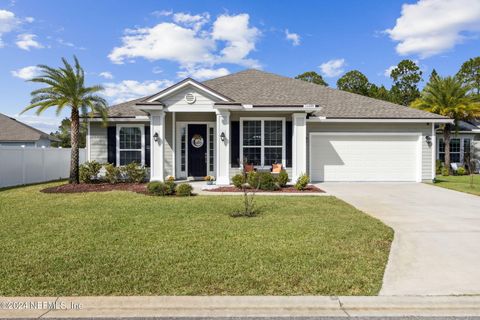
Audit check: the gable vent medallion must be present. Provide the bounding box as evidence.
[185,93,196,104]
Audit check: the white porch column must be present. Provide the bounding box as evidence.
[216,110,231,185]
[292,113,307,181]
[150,110,166,181]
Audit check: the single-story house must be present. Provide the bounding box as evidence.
[0,113,59,147]
[435,120,480,166]
[86,69,452,184]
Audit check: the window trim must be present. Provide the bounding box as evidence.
[437,135,473,164]
[116,124,145,167]
[239,117,286,168]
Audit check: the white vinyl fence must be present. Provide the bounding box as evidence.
[0,147,86,188]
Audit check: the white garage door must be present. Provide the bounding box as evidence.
[309,133,421,182]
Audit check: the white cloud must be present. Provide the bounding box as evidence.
[11,65,41,80]
[151,10,173,17]
[16,33,43,50]
[384,65,397,77]
[212,13,260,67]
[10,114,61,133]
[285,29,300,46]
[173,12,210,32]
[108,22,215,65]
[102,79,174,104]
[109,12,260,69]
[319,58,346,77]
[0,9,19,47]
[152,66,163,74]
[99,71,113,79]
[24,16,34,23]
[177,67,230,80]
[386,0,480,58]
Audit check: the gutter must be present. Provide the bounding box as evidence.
[307,117,453,124]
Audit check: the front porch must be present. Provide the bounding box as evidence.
[145,110,307,185]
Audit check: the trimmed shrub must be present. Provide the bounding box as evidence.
[147,181,169,196]
[104,163,121,184]
[79,161,102,183]
[164,181,176,195]
[166,175,175,182]
[441,166,450,176]
[257,172,278,191]
[247,171,259,189]
[436,160,443,175]
[121,162,146,183]
[176,183,193,196]
[277,170,289,187]
[294,173,310,191]
[456,167,467,175]
[232,174,245,188]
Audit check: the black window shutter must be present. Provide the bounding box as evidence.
[230,121,240,168]
[107,126,116,165]
[286,121,292,168]
[144,126,150,167]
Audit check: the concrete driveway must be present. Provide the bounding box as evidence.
[319,182,480,296]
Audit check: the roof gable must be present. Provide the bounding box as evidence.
[0,113,58,142]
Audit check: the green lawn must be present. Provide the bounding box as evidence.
[434,175,480,196]
[0,182,392,296]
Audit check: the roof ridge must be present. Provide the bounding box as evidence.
[0,112,59,141]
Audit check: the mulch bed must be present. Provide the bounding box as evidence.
[206,185,324,193]
[41,183,148,194]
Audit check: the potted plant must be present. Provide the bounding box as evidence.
[204,175,215,185]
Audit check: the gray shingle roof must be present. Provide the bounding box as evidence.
[105,69,447,119]
[0,113,59,142]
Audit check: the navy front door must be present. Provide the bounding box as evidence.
[188,124,207,177]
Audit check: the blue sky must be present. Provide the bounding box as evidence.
[0,0,479,133]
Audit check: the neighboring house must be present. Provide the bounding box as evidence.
[0,113,59,147]
[86,69,451,184]
[435,120,480,165]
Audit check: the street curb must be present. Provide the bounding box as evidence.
[1,296,480,318]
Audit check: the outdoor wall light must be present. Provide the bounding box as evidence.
[153,132,159,142]
[425,135,432,146]
[220,132,226,142]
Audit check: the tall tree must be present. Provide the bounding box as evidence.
[336,70,371,96]
[295,71,328,86]
[21,56,107,184]
[369,84,391,102]
[457,56,480,96]
[390,59,423,106]
[411,76,480,174]
[428,69,439,82]
[50,117,87,148]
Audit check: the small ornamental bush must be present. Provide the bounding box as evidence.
[257,172,278,191]
[164,181,177,195]
[176,183,193,196]
[456,167,467,175]
[79,161,102,183]
[277,170,289,187]
[436,160,443,175]
[166,175,175,182]
[247,171,259,189]
[441,166,450,176]
[232,174,245,188]
[121,162,146,183]
[104,163,121,184]
[147,181,168,196]
[294,173,310,191]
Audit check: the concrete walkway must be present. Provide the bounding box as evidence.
[2,296,480,318]
[319,182,480,296]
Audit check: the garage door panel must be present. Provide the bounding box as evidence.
[310,134,419,182]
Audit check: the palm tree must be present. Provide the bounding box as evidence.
[21,56,108,184]
[411,75,480,175]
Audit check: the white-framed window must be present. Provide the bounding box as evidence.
[438,137,472,163]
[116,124,145,166]
[240,118,286,167]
